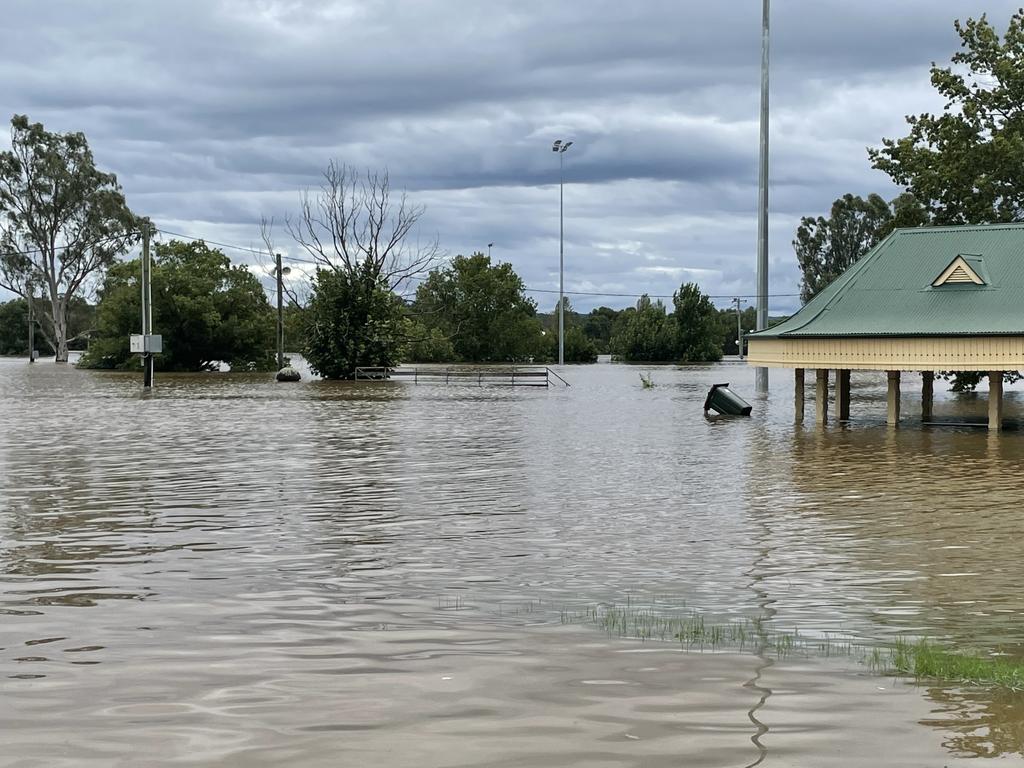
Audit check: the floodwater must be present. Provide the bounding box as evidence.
[2,358,1024,766]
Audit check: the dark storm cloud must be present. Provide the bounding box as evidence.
[1,0,1021,312]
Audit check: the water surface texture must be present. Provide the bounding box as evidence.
[1,360,1023,766]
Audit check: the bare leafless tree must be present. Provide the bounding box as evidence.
[284,162,441,292]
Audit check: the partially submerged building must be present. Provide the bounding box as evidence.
[746,224,1024,430]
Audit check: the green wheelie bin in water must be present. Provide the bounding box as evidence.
[703,383,752,416]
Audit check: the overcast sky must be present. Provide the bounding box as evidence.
[1,1,1018,314]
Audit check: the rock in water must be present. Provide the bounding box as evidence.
[275,367,301,382]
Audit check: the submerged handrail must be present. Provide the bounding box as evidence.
[545,367,571,387]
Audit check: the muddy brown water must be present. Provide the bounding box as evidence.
[1,359,1023,766]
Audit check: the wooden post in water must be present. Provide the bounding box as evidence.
[886,371,901,427]
[836,369,851,422]
[815,369,828,425]
[989,371,1003,431]
[794,368,805,423]
[921,371,934,423]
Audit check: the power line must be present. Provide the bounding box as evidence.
[150,228,803,302]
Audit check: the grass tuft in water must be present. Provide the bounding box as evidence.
[562,603,1024,689]
[870,638,1024,689]
[639,373,655,389]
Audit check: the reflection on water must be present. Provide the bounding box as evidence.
[1,360,1024,765]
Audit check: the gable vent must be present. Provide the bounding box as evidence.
[944,264,975,283]
[932,255,986,287]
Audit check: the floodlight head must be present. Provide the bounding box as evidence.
[552,139,562,151]
[562,141,573,152]
[281,266,291,276]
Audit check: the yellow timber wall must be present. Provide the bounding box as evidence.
[746,336,1024,371]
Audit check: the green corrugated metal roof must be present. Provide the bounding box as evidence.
[752,223,1024,338]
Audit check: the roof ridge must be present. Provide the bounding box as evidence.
[894,222,1024,235]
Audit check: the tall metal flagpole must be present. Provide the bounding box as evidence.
[755,0,770,392]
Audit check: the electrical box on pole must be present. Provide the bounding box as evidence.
[130,334,163,354]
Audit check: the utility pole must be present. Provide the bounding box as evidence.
[755,0,771,392]
[26,282,34,363]
[275,252,285,370]
[733,297,745,359]
[141,224,154,388]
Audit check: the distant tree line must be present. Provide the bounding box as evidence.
[0,115,747,376]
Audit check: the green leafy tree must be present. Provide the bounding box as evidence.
[0,299,30,355]
[870,11,1024,224]
[609,295,677,362]
[305,266,406,378]
[716,305,757,356]
[0,115,138,361]
[412,252,543,362]
[672,282,723,362]
[535,298,598,363]
[79,240,276,371]
[561,325,598,363]
[582,306,619,354]
[404,319,455,363]
[794,192,927,302]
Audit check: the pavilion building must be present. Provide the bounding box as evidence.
[745,224,1024,430]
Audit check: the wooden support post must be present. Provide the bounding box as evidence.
[815,369,829,425]
[836,369,851,422]
[921,371,933,423]
[795,368,805,423]
[886,370,901,427]
[989,371,1003,432]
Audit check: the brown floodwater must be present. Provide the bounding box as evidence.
[1,358,1023,766]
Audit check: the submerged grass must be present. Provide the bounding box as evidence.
[563,603,1024,690]
[869,638,1024,690]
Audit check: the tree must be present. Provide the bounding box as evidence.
[672,282,723,362]
[412,252,544,362]
[794,193,927,303]
[716,305,756,356]
[79,240,276,371]
[0,299,29,355]
[274,162,440,377]
[870,12,1024,224]
[561,326,598,363]
[404,320,455,363]
[609,296,677,362]
[582,306,619,354]
[0,115,138,361]
[304,265,406,379]
[535,299,598,363]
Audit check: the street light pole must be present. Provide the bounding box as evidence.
[552,139,574,366]
[755,0,771,392]
[488,242,494,259]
